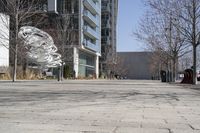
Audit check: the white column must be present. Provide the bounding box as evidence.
[95,55,99,79]
[73,47,79,78]
[0,14,9,67]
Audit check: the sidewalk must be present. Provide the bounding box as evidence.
[0,80,199,133]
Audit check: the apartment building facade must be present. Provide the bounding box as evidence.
[100,0,118,76]
[0,0,119,79]
[0,13,9,68]
[48,0,101,78]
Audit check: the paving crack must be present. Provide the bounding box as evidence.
[140,123,143,128]
[112,126,118,133]
[188,124,195,130]
[164,119,168,124]
[167,128,173,133]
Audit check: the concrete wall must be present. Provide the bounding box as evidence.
[117,52,153,80]
[0,14,9,67]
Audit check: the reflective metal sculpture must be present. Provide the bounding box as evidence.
[18,26,61,68]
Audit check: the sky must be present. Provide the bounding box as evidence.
[117,0,146,52]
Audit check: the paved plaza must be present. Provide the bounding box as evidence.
[0,80,200,133]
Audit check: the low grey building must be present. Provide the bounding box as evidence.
[117,52,153,80]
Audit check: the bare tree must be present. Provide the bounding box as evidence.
[100,45,114,77]
[135,0,190,82]
[102,50,118,79]
[57,15,78,80]
[0,0,46,82]
[45,0,78,80]
[149,49,167,80]
[174,0,200,84]
[113,55,128,79]
[146,0,200,84]
[179,53,193,71]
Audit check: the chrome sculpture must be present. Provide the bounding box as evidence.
[18,26,61,68]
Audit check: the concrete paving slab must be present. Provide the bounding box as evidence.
[0,80,200,132]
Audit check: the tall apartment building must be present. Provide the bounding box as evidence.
[0,0,119,79]
[48,0,101,78]
[100,0,118,75]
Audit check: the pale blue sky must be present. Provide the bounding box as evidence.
[117,0,146,52]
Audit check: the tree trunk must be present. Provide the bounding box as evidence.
[193,46,197,84]
[12,46,17,82]
[61,61,64,81]
[12,13,19,82]
[57,65,61,82]
[166,58,170,82]
[23,59,27,79]
[172,58,176,82]
[12,31,18,82]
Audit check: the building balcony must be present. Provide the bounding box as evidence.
[83,10,98,27]
[83,0,100,15]
[83,39,98,51]
[102,4,110,12]
[83,25,99,40]
[102,36,110,45]
[102,21,110,28]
